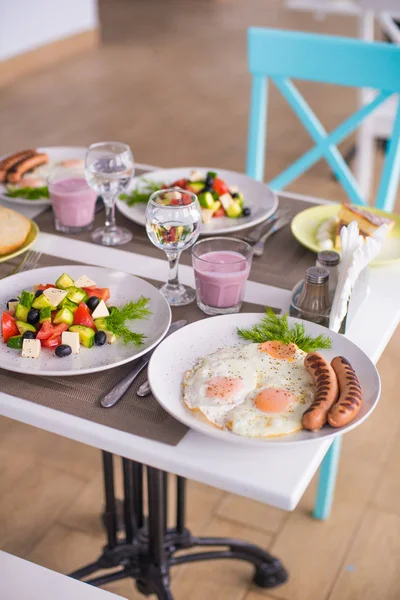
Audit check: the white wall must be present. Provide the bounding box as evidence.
[0,0,99,61]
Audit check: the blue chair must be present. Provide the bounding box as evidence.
[246,28,400,520]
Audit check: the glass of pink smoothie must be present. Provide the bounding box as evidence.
[191,237,253,315]
[48,167,97,233]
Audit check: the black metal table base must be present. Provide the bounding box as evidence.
[69,452,288,598]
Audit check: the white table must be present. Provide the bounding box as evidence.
[0,551,126,600]
[1,173,399,510]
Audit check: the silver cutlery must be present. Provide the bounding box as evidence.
[242,212,279,244]
[252,215,292,257]
[137,378,151,397]
[7,250,43,277]
[101,319,188,408]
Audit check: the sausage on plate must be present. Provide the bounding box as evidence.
[0,149,36,182]
[302,352,339,431]
[6,153,48,184]
[328,356,363,427]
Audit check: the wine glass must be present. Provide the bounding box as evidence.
[146,188,202,306]
[85,141,134,246]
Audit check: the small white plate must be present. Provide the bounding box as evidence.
[0,146,87,207]
[0,265,171,376]
[148,313,380,446]
[115,167,278,235]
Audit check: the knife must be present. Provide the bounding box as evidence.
[100,319,188,408]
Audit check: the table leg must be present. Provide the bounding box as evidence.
[313,436,342,520]
[69,456,288,596]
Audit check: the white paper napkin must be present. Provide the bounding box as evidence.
[329,221,387,333]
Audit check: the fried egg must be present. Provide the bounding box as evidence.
[183,341,315,438]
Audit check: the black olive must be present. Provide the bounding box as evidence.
[27,308,40,325]
[86,296,100,311]
[205,175,215,189]
[23,330,37,340]
[231,192,239,199]
[34,289,44,297]
[242,207,251,217]
[6,298,18,309]
[94,331,106,346]
[55,344,72,358]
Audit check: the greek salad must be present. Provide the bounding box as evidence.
[120,170,251,224]
[1,273,151,359]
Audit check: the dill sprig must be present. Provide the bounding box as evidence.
[119,178,161,206]
[237,307,332,353]
[105,297,151,346]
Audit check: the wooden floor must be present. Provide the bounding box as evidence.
[1,1,400,598]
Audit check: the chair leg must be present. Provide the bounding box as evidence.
[313,436,342,521]
[354,121,375,203]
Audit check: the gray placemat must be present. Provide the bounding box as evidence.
[0,254,271,446]
[34,169,317,290]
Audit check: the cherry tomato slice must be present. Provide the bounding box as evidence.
[2,312,19,343]
[37,321,68,340]
[83,288,111,302]
[73,302,96,329]
[212,178,229,196]
[41,335,61,348]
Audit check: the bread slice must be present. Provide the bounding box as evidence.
[0,206,31,255]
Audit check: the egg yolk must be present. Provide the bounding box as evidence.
[259,340,297,361]
[206,377,244,400]
[255,387,296,413]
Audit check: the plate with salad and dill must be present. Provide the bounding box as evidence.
[0,266,171,376]
[115,167,278,235]
[148,309,380,446]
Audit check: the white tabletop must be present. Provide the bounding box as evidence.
[0,551,126,600]
[1,172,400,511]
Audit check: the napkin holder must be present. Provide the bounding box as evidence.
[338,266,370,333]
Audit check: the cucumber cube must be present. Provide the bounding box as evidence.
[53,307,74,326]
[15,303,29,322]
[94,318,108,331]
[32,294,53,310]
[60,297,79,313]
[15,321,36,335]
[39,306,52,323]
[20,290,35,308]
[69,325,95,348]
[56,273,75,290]
[7,335,23,349]
[66,287,88,304]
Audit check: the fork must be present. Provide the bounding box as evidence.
[11,250,43,276]
[252,215,292,257]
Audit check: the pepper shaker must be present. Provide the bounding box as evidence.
[290,266,331,327]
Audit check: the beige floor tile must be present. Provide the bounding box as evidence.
[167,478,226,533]
[329,508,400,600]
[372,428,400,515]
[0,464,86,556]
[216,493,287,535]
[0,446,37,496]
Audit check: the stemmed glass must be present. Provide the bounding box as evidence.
[85,142,134,246]
[146,188,202,306]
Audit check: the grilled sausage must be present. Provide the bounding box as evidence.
[6,153,48,183]
[328,356,363,427]
[302,352,339,431]
[0,149,36,182]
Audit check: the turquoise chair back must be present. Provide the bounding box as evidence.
[246,28,400,211]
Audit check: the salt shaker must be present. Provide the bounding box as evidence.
[290,266,331,327]
[316,250,340,299]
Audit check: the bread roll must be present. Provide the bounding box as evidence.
[0,206,31,255]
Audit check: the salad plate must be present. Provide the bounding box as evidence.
[0,266,171,376]
[148,313,380,447]
[0,146,87,207]
[116,167,278,235]
[0,220,39,264]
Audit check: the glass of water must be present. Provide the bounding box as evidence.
[146,188,201,306]
[85,141,134,246]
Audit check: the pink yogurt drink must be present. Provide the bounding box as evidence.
[49,174,97,233]
[192,239,253,315]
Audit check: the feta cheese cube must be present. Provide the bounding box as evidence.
[229,185,239,194]
[189,170,203,182]
[43,288,68,307]
[105,331,116,344]
[91,299,110,320]
[61,331,80,354]
[219,192,234,211]
[74,275,97,289]
[164,191,182,201]
[7,301,18,316]
[201,208,214,224]
[21,338,41,359]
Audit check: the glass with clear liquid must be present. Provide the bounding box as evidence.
[146,188,202,306]
[85,142,134,246]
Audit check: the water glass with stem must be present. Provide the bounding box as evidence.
[85,141,134,246]
[146,188,201,306]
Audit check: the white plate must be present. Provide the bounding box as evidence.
[0,146,87,207]
[148,313,380,447]
[115,167,278,235]
[0,266,171,376]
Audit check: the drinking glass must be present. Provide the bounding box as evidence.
[146,188,201,306]
[48,167,97,233]
[85,141,134,246]
[191,237,253,315]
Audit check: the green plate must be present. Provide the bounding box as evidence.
[0,220,39,264]
[291,204,400,266]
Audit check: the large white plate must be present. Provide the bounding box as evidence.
[148,313,380,447]
[0,266,171,376]
[115,167,278,235]
[0,146,87,207]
